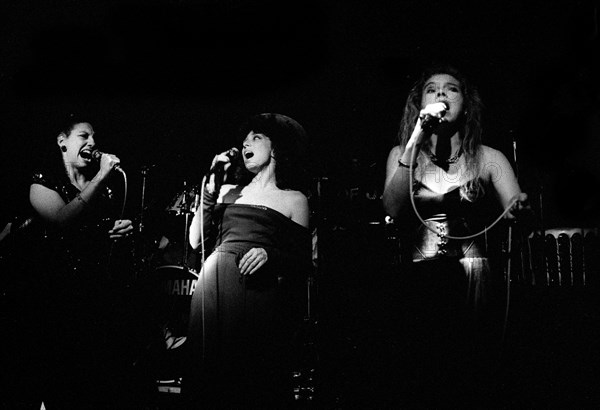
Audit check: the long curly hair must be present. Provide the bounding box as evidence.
[397,64,485,200]
[232,113,310,194]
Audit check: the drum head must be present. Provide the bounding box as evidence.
[150,264,197,382]
[155,265,198,297]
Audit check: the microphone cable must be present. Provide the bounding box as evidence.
[408,146,518,241]
[199,173,209,361]
[106,166,128,279]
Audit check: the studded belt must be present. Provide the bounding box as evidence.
[412,215,486,262]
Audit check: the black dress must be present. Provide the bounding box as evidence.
[5,170,143,409]
[185,203,311,408]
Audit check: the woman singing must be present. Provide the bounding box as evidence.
[382,64,529,404]
[10,115,137,409]
[185,113,312,408]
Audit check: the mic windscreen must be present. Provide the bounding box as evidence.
[226,147,240,160]
[91,150,103,161]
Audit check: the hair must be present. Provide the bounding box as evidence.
[397,64,485,201]
[232,113,309,194]
[57,113,91,138]
[43,113,96,179]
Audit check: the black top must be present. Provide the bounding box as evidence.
[30,170,121,283]
[211,203,312,280]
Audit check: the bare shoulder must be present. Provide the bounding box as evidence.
[479,145,513,181]
[389,145,403,159]
[480,145,507,162]
[282,189,309,207]
[282,189,309,227]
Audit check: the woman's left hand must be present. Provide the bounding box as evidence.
[239,247,268,276]
[506,193,531,220]
[109,219,134,239]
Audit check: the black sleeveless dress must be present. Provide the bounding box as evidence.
[186,204,311,408]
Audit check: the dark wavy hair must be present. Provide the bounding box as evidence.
[232,113,309,194]
[397,64,485,200]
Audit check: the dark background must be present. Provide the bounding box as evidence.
[1,0,600,407]
[1,0,599,227]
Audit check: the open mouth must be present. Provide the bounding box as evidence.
[244,152,254,159]
[80,149,93,160]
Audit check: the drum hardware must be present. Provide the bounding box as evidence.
[131,164,163,279]
[138,165,150,235]
[166,181,200,216]
[163,180,201,272]
[152,264,197,386]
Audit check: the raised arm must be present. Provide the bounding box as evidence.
[30,176,103,229]
[189,183,219,251]
[382,145,414,219]
[189,150,239,250]
[382,104,445,219]
[29,153,121,229]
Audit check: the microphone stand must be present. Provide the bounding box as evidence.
[308,176,326,321]
[132,165,151,281]
[502,132,520,346]
[512,135,527,284]
[180,180,192,273]
[139,166,149,235]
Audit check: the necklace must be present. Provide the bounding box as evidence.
[426,147,463,165]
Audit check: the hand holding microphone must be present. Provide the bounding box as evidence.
[90,149,124,178]
[402,102,450,166]
[418,102,449,131]
[205,147,239,195]
[209,147,240,175]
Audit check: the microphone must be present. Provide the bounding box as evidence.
[420,102,449,130]
[209,147,240,174]
[90,150,124,173]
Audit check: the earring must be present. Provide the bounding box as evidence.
[61,146,67,152]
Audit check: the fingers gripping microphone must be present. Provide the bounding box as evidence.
[209,147,240,174]
[91,150,124,173]
[420,102,449,131]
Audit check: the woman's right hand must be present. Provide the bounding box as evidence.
[210,148,239,174]
[97,152,122,181]
[403,102,449,164]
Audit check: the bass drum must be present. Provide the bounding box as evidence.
[154,264,198,335]
[151,264,199,384]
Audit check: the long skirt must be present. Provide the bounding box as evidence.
[184,250,301,408]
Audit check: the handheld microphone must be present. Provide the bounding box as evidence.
[420,102,449,130]
[209,147,240,174]
[90,150,124,173]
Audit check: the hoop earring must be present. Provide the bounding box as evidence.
[61,146,67,152]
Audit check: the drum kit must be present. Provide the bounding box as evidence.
[134,177,203,385]
[152,181,201,319]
